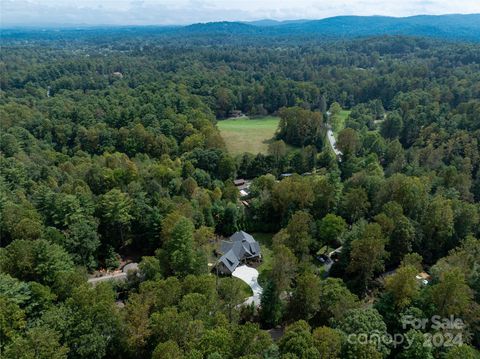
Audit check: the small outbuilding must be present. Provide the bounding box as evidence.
[234,179,246,186]
[416,271,432,285]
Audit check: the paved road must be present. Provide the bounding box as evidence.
[326,125,343,157]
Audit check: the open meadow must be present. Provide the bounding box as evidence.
[333,109,351,134]
[217,116,280,155]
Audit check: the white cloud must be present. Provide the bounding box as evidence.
[1,0,479,26]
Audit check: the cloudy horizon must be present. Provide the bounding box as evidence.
[1,0,480,27]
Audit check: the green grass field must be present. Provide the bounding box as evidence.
[332,110,351,135]
[217,116,280,155]
[252,232,274,287]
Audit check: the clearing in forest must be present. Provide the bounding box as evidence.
[217,116,280,155]
[332,109,351,135]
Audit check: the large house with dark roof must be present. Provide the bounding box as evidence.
[216,231,261,274]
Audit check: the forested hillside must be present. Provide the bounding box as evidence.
[0,30,479,358]
[3,14,480,42]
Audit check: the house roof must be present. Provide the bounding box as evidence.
[416,272,432,281]
[218,231,261,273]
[234,179,246,186]
[230,230,254,243]
[220,250,240,273]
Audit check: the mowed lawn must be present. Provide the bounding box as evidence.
[252,232,274,287]
[332,110,351,135]
[217,116,280,155]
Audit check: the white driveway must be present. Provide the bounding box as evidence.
[232,265,263,306]
[327,126,343,157]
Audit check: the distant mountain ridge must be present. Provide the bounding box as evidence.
[245,19,310,27]
[2,14,479,43]
[180,14,480,41]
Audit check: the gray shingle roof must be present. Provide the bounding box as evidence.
[221,250,240,273]
[218,231,261,274]
[230,230,255,243]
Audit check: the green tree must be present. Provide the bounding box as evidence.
[138,256,162,281]
[398,330,433,359]
[40,283,120,359]
[422,195,454,261]
[337,128,360,158]
[312,326,342,359]
[152,340,184,359]
[98,189,133,247]
[337,308,390,358]
[342,342,383,359]
[271,176,315,220]
[1,239,74,285]
[341,187,370,223]
[444,345,480,359]
[429,267,473,317]
[218,278,245,321]
[384,139,405,174]
[278,107,323,148]
[289,271,321,321]
[380,112,403,139]
[232,323,273,358]
[149,307,194,351]
[317,278,359,325]
[219,202,242,236]
[181,177,198,198]
[388,215,415,266]
[4,326,69,359]
[380,174,429,220]
[0,296,26,355]
[198,328,233,358]
[268,140,287,165]
[286,211,314,259]
[279,321,319,359]
[271,244,297,294]
[0,274,56,320]
[319,95,327,113]
[317,214,347,249]
[260,280,283,327]
[385,265,419,309]
[11,218,44,241]
[401,253,423,271]
[329,102,343,132]
[167,217,206,277]
[218,154,236,181]
[0,133,20,157]
[64,216,100,269]
[347,223,387,294]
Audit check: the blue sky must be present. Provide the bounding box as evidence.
[2,0,479,26]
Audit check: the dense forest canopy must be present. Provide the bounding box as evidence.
[0,25,479,359]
